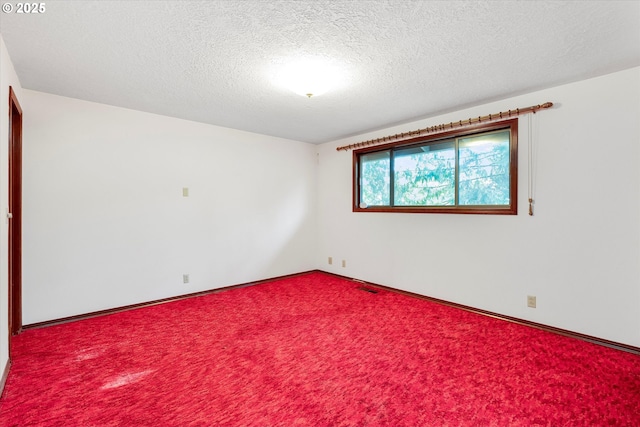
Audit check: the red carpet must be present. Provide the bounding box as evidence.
[1,272,639,426]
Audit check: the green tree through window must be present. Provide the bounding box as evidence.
[355,120,517,214]
[360,151,390,206]
[394,141,456,206]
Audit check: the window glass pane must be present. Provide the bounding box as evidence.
[394,141,455,206]
[458,130,510,205]
[360,151,390,206]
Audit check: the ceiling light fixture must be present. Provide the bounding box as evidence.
[271,56,347,98]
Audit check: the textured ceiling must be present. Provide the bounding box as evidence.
[1,1,639,144]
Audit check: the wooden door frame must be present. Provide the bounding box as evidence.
[8,86,22,344]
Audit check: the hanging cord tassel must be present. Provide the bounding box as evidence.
[528,114,535,216]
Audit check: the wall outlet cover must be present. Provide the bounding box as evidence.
[527,295,536,308]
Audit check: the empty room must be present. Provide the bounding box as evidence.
[1,1,639,425]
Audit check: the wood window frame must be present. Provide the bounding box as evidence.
[353,118,518,215]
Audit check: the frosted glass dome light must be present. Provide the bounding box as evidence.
[272,57,347,98]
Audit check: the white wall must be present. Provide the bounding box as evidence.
[317,67,640,347]
[0,35,23,380]
[7,51,640,353]
[22,90,317,324]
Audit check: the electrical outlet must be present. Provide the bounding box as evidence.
[183,274,190,284]
[342,260,346,268]
[527,295,536,308]
[328,256,333,265]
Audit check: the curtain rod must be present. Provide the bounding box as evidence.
[336,102,553,152]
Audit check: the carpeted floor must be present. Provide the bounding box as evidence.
[1,272,639,426]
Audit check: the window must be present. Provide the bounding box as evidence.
[354,119,518,214]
